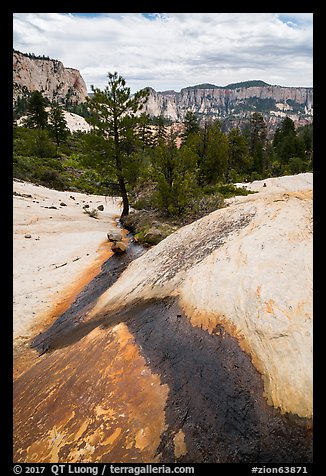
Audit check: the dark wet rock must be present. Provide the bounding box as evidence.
[120,298,313,463]
[31,238,146,354]
[60,202,67,206]
[97,205,104,211]
[24,234,31,238]
[83,204,90,209]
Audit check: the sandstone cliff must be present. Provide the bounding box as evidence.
[143,82,313,128]
[13,50,88,105]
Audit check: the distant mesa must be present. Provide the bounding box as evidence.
[143,79,313,129]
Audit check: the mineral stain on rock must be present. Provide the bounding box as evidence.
[14,322,169,463]
[15,294,312,463]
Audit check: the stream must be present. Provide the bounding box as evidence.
[31,225,147,354]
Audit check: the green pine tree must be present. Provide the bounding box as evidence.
[151,129,198,216]
[182,111,200,144]
[273,116,306,165]
[86,72,149,218]
[137,113,154,150]
[248,112,267,174]
[23,90,48,129]
[199,121,229,184]
[153,115,168,146]
[226,128,251,181]
[48,102,69,147]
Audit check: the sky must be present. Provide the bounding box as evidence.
[13,13,313,93]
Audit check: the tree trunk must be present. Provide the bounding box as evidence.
[112,113,129,218]
[118,176,129,218]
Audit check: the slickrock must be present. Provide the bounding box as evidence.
[13,173,313,463]
[13,180,121,342]
[90,173,313,418]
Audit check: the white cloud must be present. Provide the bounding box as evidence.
[13,12,313,93]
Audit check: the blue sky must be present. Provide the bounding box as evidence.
[13,13,313,93]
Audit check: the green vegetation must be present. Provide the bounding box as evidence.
[183,81,271,91]
[13,49,53,61]
[184,83,222,90]
[232,97,277,114]
[85,72,150,217]
[64,102,93,118]
[13,74,313,245]
[272,116,311,173]
[22,91,49,129]
[13,128,113,194]
[48,102,70,147]
[225,80,270,89]
[183,111,200,141]
[286,99,306,113]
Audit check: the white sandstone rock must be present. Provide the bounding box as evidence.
[90,173,313,418]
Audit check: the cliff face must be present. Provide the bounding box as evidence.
[144,83,313,126]
[13,50,88,105]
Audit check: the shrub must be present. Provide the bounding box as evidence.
[288,156,307,174]
[250,171,263,181]
[32,135,57,158]
[201,183,255,198]
[13,155,68,190]
[38,170,68,190]
[184,193,224,219]
[132,197,155,211]
[215,183,255,198]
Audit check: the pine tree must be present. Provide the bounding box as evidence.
[86,72,149,218]
[199,121,229,184]
[249,112,267,174]
[182,111,199,144]
[48,102,69,147]
[153,115,168,146]
[137,113,154,150]
[151,128,198,216]
[226,128,251,181]
[24,90,48,129]
[273,116,305,165]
